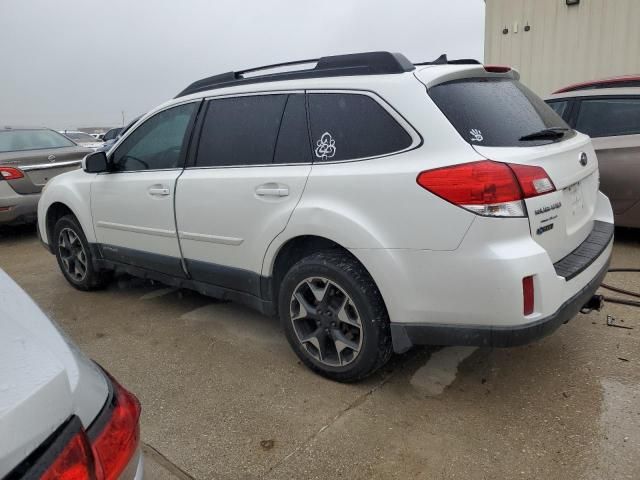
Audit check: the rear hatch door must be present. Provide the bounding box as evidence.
[474,136,598,262]
[426,73,600,262]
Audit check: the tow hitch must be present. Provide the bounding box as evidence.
[580,294,604,314]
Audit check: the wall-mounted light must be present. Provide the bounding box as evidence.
[502,27,509,34]
[524,23,531,32]
[566,0,580,5]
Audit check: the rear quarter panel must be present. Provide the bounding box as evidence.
[263,77,481,274]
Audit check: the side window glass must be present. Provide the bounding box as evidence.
[196,95,287,167]
[308,93,412,162]
[547,100,569,119]
[111,103,196,171]
[576,98,640,137]
[274,94,311,164]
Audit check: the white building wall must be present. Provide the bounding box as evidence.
[485,0,640,95]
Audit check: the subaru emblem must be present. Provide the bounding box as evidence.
[579,152,588,166]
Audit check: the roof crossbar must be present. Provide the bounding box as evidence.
[175,51,415,98]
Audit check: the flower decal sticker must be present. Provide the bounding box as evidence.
[315,132,336,160]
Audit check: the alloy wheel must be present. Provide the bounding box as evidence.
[58,227,88,282]
[290,277,363,367]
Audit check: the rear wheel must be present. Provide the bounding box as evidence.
[53,215,112,290]
[279,251,392,382]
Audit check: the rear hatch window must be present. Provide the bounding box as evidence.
[429,78,574,147]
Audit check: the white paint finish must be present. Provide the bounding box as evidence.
[37,168,96,244]
[0,269,108,477]
[485,0,640,95]
[176,165,310,273]
[39,64,616,334]
[91,170,182,257]
[352,192,612,327]
[474,132,600,263]
[410,347,478,396]
[96,221,176,238]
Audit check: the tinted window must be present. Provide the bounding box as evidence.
[274,94,311,164]
[111,103,196,172]
[575,97,640,137]
[308,93,412,161]
[429,78,571,147]
[196,95,288,167]
[547,100,569,119]
[103,128,121,141]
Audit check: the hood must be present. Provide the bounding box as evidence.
[0,270,108,477]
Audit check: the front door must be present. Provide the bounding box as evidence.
[91,101,199,276]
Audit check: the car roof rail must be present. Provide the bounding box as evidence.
[175,51,415,98]
[414,54,481,66]
[552,75,640,94]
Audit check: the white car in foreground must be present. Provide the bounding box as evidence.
[38,51,614,382]
[0,269,143,479]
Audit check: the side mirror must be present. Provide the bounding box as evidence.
[83,151,109,173]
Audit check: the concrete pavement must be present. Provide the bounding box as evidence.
[1,225,639,479]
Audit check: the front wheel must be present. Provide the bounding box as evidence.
[279,251,392,382]
[53,215,112,291]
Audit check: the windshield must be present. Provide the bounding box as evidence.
[63,132,98,143]
[429,78,573,147]
[0,129,76,153]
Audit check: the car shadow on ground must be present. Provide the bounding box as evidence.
[0,222,37,242]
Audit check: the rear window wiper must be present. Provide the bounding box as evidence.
[519,127,569,141]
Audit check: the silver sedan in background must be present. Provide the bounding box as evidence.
[0,127,92,225]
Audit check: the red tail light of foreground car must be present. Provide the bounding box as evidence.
[38,373,141,480]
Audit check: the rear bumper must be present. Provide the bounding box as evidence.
[352,192,615,353]
[0,181,39,225]
[390,253,610,351]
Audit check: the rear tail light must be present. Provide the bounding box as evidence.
[41,429,96,480]
[523,276,535,315]
[509,163,556,197]
[416,160,555,217]
[0,166,24,180]
[91,376,142,480]
[15,371,141,480]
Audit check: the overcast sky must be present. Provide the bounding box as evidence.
[0,0,484,129]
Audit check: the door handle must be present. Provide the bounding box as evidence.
[255,184,289,197]
[148,185,170,196]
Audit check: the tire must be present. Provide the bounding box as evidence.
[53,215,112,291]
[279,250,392,382]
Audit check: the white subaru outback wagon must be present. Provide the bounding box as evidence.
[37,52,614,382]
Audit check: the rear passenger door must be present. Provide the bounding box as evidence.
[175,92,312,297]
[574,96,640,214]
